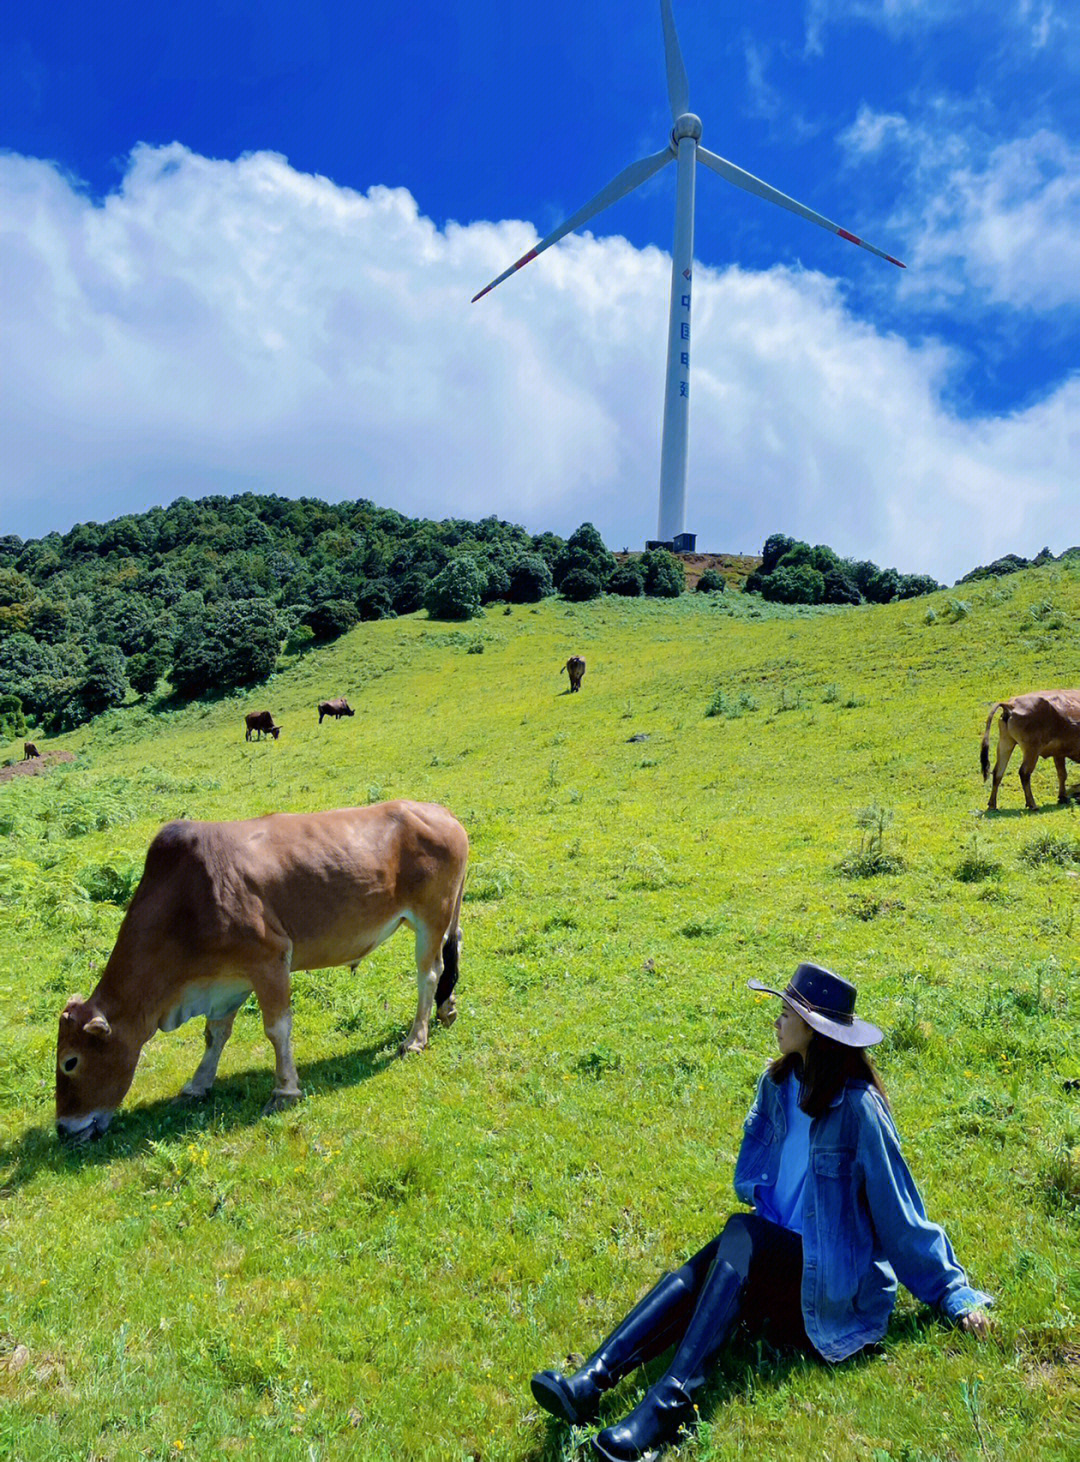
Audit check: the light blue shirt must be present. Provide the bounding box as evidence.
[754,1074,811,1233]
[733,1072,994,1362]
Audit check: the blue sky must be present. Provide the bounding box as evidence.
[2,0,1078,579]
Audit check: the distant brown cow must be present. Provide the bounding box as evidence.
[562,656,586,692]
[23,742,41,760]
[245,711,280,741]
[981,689,1080,809]
[318,698,354,723]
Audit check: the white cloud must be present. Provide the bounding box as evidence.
[839,109,1080,310]
[805,0,1073,53]
[1,144,1078,582]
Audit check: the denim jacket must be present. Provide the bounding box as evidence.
[733,1072,994,1362]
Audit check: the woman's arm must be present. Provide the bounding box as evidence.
[856,1091,994,1326]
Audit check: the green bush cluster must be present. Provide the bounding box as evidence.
[745,533,941,606]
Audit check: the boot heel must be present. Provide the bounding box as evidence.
[531,1368,600,1424]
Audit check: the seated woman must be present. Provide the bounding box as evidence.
[530,962,993,1462]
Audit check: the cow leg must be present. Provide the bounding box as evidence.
[261,1008,302,1112]
[989,732,1016,810]
[249,942,301,1113]
[179,1013,237,1100]
[400,925,442,1056]
[1054,755,1069,802]
[1018,748,1040,810]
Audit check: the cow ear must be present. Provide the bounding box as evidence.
[83,1014,111,1036]
[61,995,87,1021]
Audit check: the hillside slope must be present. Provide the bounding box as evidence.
[1,567,1078,1461]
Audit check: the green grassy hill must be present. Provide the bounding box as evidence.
[1,566,1078,1461]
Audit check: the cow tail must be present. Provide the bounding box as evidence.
[435,874,465,1007]
[981,703,1004,780]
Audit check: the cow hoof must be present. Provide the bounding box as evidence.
[436,999,457,1029]
[398,1039,427,1057]
[262,1090,302,1115]
[174,1087,209,1105]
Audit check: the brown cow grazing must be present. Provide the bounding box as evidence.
[318,698,355,723]
[562,655,586,692]
[981,689,1080,809]
[245,711,280,741]
[55,801,469,1143]
[23,742,41,760]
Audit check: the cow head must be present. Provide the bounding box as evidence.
[270,726,281,739]
[344,705,354,716]
[55,996,140,1143]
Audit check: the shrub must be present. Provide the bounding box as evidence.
[838,805,906,878]
[305,598,359,639]
[357,582,394,621]
[424,556,484,621]
[608,561,646,597]
[479,561,511,604]
[559,568,603,602]
[506,554,554,603]
[127,642,172,696]
[821,569,862,605]
[553,523,616,589]
[1020,834,1080,869]
[391,570,429,615]
[695,569,726,593]
[642,549,684,598]
[763,565,824,605]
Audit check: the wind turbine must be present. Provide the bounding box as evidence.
[472,0,904,546]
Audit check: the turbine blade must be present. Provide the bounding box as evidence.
[660,0,690,120]
[472,148,674,302]
[697,146,906,268]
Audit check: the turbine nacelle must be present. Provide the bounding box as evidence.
[671,113,702,149]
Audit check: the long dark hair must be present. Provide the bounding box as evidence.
[769,1034,889,1119]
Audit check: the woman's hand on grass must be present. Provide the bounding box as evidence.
[959,1307,992,1339]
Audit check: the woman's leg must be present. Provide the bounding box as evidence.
[530,1234,722,1425]
[592,1214,803,1461]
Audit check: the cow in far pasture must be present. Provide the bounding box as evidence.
[23,742,41,760]
[245,711,281,741]
[981,689,1080,809]
[562,656,586,693]
[318,698,354,723]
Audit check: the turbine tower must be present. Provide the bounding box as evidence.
[472,0,904,547]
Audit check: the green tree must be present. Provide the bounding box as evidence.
[170,599,284,698]
[424,557,484,621]
[0,693,26,741]
[45,643,129,730]
[763,565,824,604]
[559,568,603,602]
[128,642,172,696]
[642,549,684,598]
[305,599,359,640]
[507,554,554,603]
[554,523,616,590]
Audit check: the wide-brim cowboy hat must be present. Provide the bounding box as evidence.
[748,962,883,1048]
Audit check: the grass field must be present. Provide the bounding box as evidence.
[1,566,1078,1461]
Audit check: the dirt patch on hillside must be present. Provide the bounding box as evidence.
[0,749,75,784]
[614,551,761,589]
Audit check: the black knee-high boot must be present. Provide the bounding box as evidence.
[591,1257,743,1461]
[531,1270,697,1426]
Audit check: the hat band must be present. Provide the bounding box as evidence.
[783,984,854,1024]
